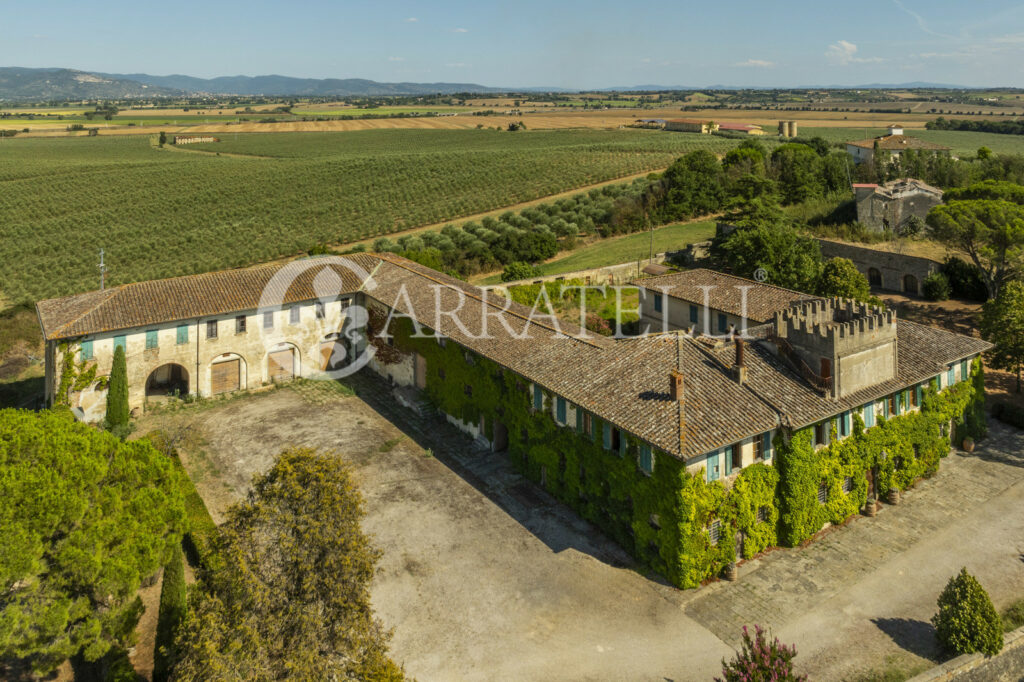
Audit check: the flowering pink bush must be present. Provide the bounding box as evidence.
[716,625,806,682]
[584,312,613,336]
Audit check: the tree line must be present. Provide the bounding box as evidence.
[927,116,1024,136]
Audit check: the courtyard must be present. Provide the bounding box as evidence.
[136,373,1024,681]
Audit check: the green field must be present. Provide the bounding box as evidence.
[477,220,716,284]
[290,106,475,116]
[799,127,1024,155]
[0,129,739,303]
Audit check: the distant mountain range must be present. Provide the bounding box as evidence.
[0,67,979,101]
[0,67,505,100]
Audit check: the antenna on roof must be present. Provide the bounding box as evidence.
[99,249,106,290]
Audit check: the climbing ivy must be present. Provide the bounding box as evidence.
[389,315,987,588]
[55,342,100,407]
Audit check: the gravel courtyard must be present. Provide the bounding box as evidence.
[136,374,1024,681]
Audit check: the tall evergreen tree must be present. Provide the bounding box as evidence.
[106,344,130,431]
[981,280,1024,393]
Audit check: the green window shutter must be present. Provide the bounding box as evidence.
[602,423,612,450]
[145,329,158,349]
[114,335,126,352]
[618,433,627,458]
[576,410,584,434]
[960,360,968,381]
[718,313,727,333]
[689,305,698,324]
[763,432,772,460]
[915,384,923,406]
[176,325,189,345]
[947,366,955,386]
[80,340,93,361]
[724,445,733,476]
[556,397,566,423]
[639,444,653,474]
[864,403,875,428]
[707,451,720,481]
[533,385,543,410]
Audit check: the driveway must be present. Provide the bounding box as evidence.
[136,376,1024,681]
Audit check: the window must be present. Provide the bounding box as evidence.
[290,306,300,324]
[556,397,567,424]
[707,451,720,481]
[960,359,969,381]
[757,505,769,523]
[114,335,126,352]
[639,444,653,474]
[438,337,447,348]
[762,432,772,460]
[709,519,721,545]
[583,412,593,437]
[145,329,158,350]
[176,325,189,345]
[206,320,218,339]
[724,444,740,475]
[820,358,832,379]
[263,311,274,329]
[842,476,853,494]
[315,301,325,319]
[814,422,825,446]
[236,316,247,334]
[753,434,764,461]
[611,427,622,455]
[80,340,93,361]
[817,481,828,504]
[888,394,897,416]
[653,295,663,313]
[947,365,955,387]
[717,313,728,333]
[689,304,698,325]
[912,384,921,408]
[864,402,875,428]
[602,422,612,450]
[533,385,543,411]
[839,411,850,438]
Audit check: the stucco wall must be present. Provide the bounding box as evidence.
[817,239,942,294]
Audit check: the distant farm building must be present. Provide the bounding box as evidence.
[778,120,798,138]
[718,122,764,135]
[173,136,220,145]
[665,119,718,134]
[845,125,950,164]
[853,178,943,232]
[634,118,667,129]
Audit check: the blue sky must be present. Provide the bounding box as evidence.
[6,0,1024,88]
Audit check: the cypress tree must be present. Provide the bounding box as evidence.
[106,344,130,430]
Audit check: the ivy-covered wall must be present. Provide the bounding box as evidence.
[387,316,987,589]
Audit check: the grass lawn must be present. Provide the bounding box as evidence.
[477,219,715,284]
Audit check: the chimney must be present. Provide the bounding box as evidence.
[734,337,748,385]
[670,370,685,402]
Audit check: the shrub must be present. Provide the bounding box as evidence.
[501,261,540,282]
[817,257,872,302]
[992,401,1024,430]
[932,568,1003,656]
[1002,599,1024,632]
[941,257,988,301]
[716,624,806,682]
[922,272,951,301]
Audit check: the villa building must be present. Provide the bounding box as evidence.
[37,254,990,588]
[845,125,951,164]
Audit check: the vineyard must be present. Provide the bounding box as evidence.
[0,129,739,304]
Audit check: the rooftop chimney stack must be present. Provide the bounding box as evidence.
[733,337,748,385]
[670,370,685,402]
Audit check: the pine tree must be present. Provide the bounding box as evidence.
[106,344,130,431]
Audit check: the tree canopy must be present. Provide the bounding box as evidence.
[657,150,726,222]
[926,198,1024,298]
[0,409,186,676]
[981,280,1024,393]
[713,222,823,292]
[172,448,403,681]
[816,257,873,302]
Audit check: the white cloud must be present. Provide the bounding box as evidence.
[826,40,883,65]
[640,57,652,63]
[405,17,418,22]
[388,56,405,62]
[892,0,956,39]
[445,62,467,68]
[451,27,468,33]
[736,59,775,68]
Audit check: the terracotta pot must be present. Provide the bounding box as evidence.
[724,562,738,582]
[962,437,975,453]
[887,488,901,505]
[864,499,877,517]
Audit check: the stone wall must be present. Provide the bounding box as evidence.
[817,239,942,295]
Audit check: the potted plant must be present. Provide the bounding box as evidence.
[886,487,901,505]
[962,437,975,453]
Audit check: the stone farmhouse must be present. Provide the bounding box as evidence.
[36,254,990,588]
[665,118,718,134]
[845,125,951,164]
[853,178,943,232]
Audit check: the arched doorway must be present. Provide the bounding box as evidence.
[146,364,189,397]
[210,354,245,395]
[868,267,882,287]
[267,344,298,382]
[903,274,919,295]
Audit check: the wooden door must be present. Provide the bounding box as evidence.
[268,349,294,382]
[414,353,427,389]
[320,342,340,371]
[211,359,240,394]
